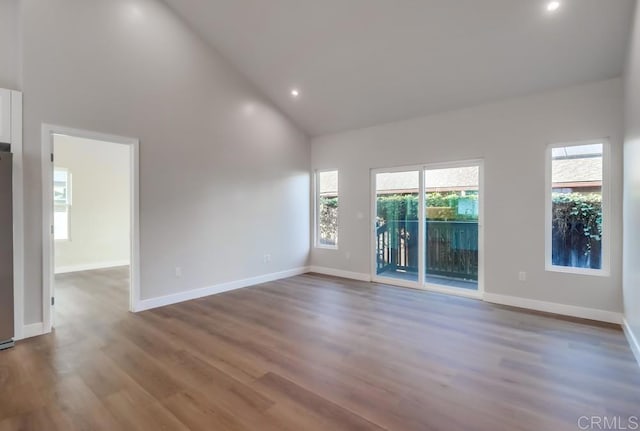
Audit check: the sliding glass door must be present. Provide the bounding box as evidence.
[373,162,482,294]
[424,165,480,291]
[374,170,421,283]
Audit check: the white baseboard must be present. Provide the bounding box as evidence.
[308,266,371,282]
[19,322,46,340]
[623,318,640,368]
[55,260,130,274]
[484,293,622,324]
[134,266,310,312]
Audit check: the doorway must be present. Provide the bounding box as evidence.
[42,125,140,333]
[372,160,483,298]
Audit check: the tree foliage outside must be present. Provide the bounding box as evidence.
[319,196,338,245]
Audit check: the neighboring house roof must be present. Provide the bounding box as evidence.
[321,167,480,195]
[319,157,601,196]
[552,157,602,185]
[319,171,338,195]
[374,167,479,193]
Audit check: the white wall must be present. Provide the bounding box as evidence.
[54,135,130,273]
[21,0,310,324]
[311,78,624,314]
[0,0,21,90]
[623,2,640,352]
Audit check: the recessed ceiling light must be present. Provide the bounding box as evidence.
[290,89,300,98]
[546,1,561,12]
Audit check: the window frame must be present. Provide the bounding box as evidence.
[545,138,610,276]
[53,167,72,242]
[314,169,339,250]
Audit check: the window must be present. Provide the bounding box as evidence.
[54,167,71,241]
[547,141,607,273]
[316,170,338,248]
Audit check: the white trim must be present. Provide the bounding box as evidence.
[623,318,640,368]
[11,90,24,341]
[0,89,10,143]
[41,127,53,332]
[477,160,485,296]
[545,138,610,276]
[42,124,141,334]
[370,165,422,289]
[308,266,371,282]
[545,265,610,277]
[55,260,130,275]
[418,169,425,286]
[370,167,378,282]
[130,137,141,312]
[484,292,622,324]
[135,267,310,312]
[20,322,45,340]
[315,244,339,250]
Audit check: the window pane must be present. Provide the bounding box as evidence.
[318,171,338,247]
[375,171,419,282]
[53,167,71,241]
[54,206,69,240]
[425,166,479,290]
[54,168,70,205]
[551,143,603,270]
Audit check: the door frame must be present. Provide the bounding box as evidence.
[370,164,425,289]
[9,90,24,340]
[41,124,141,333]
[370,159,484,300]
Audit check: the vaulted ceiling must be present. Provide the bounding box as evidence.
[163,0,635,136]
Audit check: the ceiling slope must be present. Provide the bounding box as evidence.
[163,0,635,136]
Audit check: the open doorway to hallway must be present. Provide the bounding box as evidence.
[53,134,131,326]
[44,129,139,330]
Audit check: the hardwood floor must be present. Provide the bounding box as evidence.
[1,268,639,430]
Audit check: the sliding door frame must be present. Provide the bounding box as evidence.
[371,165,425,289]
[370,159,484,299]
[422,159,484,299]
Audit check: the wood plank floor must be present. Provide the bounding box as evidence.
[1,268,639,430]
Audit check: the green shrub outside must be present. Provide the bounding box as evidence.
[375,193,478,222]
[320,192,602,243]
[551,193,602,241]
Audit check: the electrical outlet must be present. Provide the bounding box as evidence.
[263,254,271,264]
[345,251,351,260]
[175,266,182,278]
[518,271,527,281]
